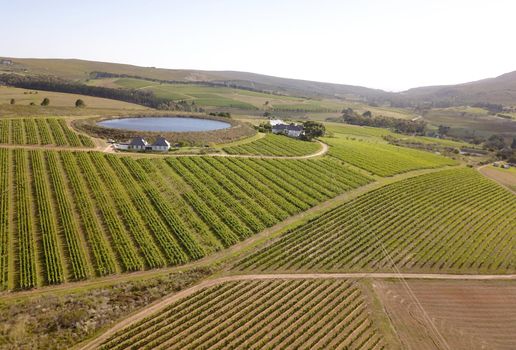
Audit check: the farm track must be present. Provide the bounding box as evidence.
[0,140,329,159]
[77,272,516,350]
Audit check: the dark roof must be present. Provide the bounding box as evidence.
[152,137,170,147]
[272,124,304,131]
[129,137,148,146]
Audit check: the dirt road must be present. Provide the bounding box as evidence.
[0,139,328,159]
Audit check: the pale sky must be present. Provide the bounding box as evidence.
[2,0,515,91]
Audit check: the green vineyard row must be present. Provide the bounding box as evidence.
[0,149,371,289]
[236,168,516,274]
[223,134,321,157]
[0,118,94,147]
[325,137,456,176]
[99,279,385,350]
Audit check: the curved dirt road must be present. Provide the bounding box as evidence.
[0,140,328,159]
[77,272,516,350]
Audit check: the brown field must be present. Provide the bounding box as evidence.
[0,86,147,110]
[374,280,516,350]
[479,165,516,193]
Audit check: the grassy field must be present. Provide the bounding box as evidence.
[235,168,515,274]
[0,149,372,289]
[223,133,321,156]
[88,78,372,113]
[0,118,94,147]
[0,86,147,110]
[98,279,386,350]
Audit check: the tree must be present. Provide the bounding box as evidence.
[511,137,516,150]
[302,121,325,140]
[438,125,450,136]
[75,99,85,108]
[41,98,50,106]
[10,98,15,105]
[362,111,372,118]
[485,134,506,151]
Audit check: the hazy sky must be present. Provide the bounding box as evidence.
[2,0,515,91]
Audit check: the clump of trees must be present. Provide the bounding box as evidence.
[302,121,325,140]
[331,108,427,135]
[483,134,516,162]
[208,112,231,118]
[75,99,85,108]
[41,98,50,106]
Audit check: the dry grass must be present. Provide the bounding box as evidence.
[0,86,147,110]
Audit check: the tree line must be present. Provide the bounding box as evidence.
[0,74,187,110]
[329,108,427,135]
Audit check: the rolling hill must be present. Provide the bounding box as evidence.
[401,70,516,106]
[2,57,516,109]
[0,57,388,101]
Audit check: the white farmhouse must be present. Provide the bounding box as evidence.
[272,124,304,138]
[151,137,171,152]
[127,137,148,150]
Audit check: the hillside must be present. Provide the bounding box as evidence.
[3,57,516,108]
[401,70,516,106]
[0,57,388,101]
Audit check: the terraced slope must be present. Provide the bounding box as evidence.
[0,118,94,147]
[223,134,321,157]
[235,168,516,274]
[98,279,386,350]
[0,150,372,289]
[326,137,456,176]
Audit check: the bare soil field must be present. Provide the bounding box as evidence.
[479,165,516,192]
[374,280,516,350]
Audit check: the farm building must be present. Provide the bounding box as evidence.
[151,137,171,152]
[128,137,148,150]
[118,137,172,152]
[272,124,304,138]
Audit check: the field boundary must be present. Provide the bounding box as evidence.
[77,272,516,350]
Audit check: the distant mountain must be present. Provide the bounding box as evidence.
[1,57,516,106]
[400,71,516,106]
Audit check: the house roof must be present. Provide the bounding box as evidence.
[272,124,304,131]
[152,137,170,147]
[129,137,148,146]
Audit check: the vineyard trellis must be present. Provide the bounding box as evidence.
[98,279,386,350]
[224,134,321,157]
[236,168,516,274]
[0,148,373,288]
[0,118,94,147]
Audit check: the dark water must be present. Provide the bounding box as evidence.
[98,117,231,132]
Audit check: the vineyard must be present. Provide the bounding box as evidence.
[0,149,372,289]
[236,168,516,274]
[98,279,386,350]
[0,118,94,147]
[325,137,457,176]
[223,134,321,157]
